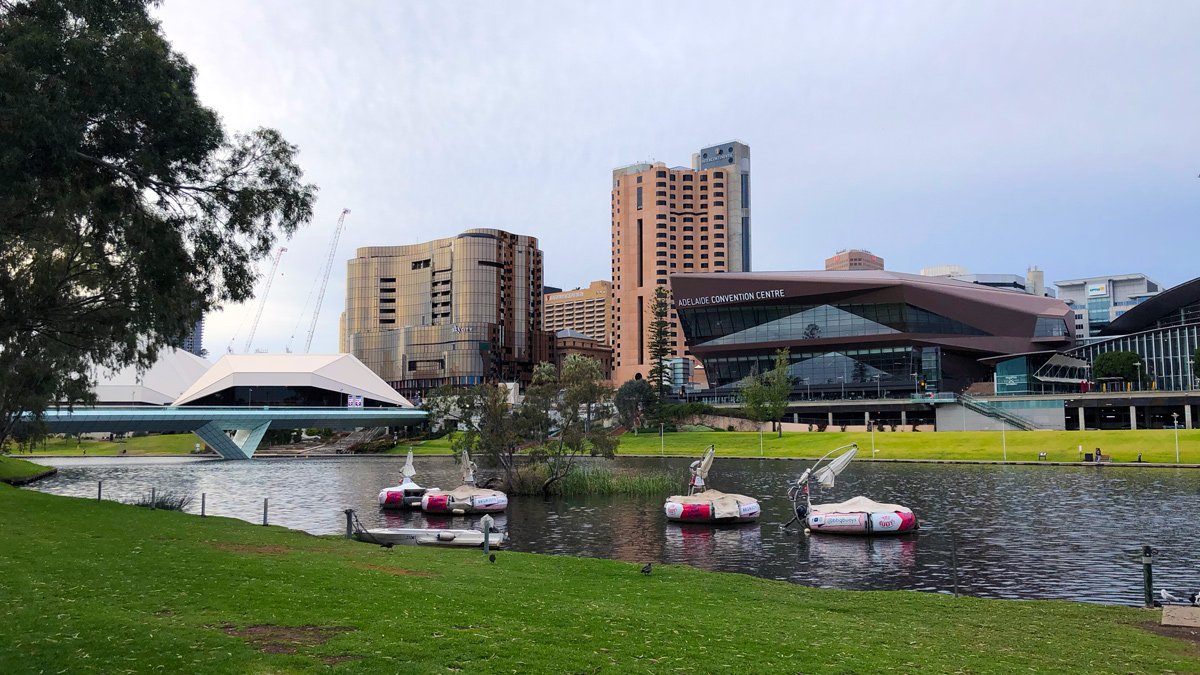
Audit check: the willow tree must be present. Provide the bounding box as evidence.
[0,0,317,446]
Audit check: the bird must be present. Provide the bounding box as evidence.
[641,563,653,575]
[488,553,496,563]
[380,542,394,551]
[1160,589,1186,603]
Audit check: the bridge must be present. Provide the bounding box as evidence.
[33,406,428,460]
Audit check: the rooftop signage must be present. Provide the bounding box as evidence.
[676,288,786,308]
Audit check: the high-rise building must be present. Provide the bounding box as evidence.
[610,141,751,386]
[825,249,884,271]
[544,280,612,344]
[1055,273,1161,339]
[342,229,551,398]
[181,317,205,357]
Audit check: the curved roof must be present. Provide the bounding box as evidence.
[93,349,211,405]
[1100,277,1200,335]
[173,353,411,407]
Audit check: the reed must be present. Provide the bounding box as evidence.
[127,491,193,511]
[556,466,676,496]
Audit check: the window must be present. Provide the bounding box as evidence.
[636,175,642,183]
[411,259,431,270]
[479,260,504,268]
[636,186,643,210]
[683,174,693,182]
[656,200,667,206]
[656,170,666,178]
[379,277,396,283]
[714,200,724,206]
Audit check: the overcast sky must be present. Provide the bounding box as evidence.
[153,1,1200,356]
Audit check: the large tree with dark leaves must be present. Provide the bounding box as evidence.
[0,0,317,446]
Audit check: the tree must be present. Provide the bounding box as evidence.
[614,377,654,430]
[0,0,317,447]
[740,349,791,437]
[522,356,617,495]
[1092,351,1142,388]
[423,384,524,487]
[647,285,672,399]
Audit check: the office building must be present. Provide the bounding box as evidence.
[544,280,612,344]
[610,141,751,385]
[1055,274,1161,338]
[342,229,551,398]
[670,270,1073,396]
[921,265,1056,297]
[552,329,614,380]
[825,249,884,271]
[181,317,205,357]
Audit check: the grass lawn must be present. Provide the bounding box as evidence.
[384,434,459,455]
[0,485,1194,673]
[617,429,1200,463]
[0,457,54,484]
[13,433,204,456]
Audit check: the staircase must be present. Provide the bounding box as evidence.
[957,394,1041,431]
[306,427,390,455]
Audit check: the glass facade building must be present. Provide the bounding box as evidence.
[671,271,1074,397]
[1066,277,1200,392]
[342,229,551,398]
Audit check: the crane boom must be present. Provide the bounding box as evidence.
[243,246,287,352]
[304,208,350,352]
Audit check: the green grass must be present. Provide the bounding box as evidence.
[13,433,205,456]
[556,465,677,496]
[617,429,1200,463]
[0,485,1195,673]
[0,457,54,483]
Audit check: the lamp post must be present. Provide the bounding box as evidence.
[911,372,919,397]
[1172,412,1180,463]
[873,374,882,399]
[837,376,845,400]
[1001,423,1007,462]
[869,414,876,459]
[248,387,253,409]
[1133,361,1142,392]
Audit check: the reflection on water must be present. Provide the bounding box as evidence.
[28,455,1200,605]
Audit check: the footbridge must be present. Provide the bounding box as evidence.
[33,406,428,460]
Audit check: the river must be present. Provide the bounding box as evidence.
[27,455,1200,606]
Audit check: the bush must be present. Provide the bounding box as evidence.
[127,491,193,511]
[648,402,716,425]
[352,438,397,454]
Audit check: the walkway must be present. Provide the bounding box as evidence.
[35,406,427,460]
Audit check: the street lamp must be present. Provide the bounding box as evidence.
[911,372,919,397]
[869,413,877,459]
[837,376,845,400]
[248,387,253,409]
[801,377,810,400]
[1133,361,1142,392]
[1172,412,1180,463]
[873,374,882,399]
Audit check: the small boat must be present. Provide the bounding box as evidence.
[378,449,435,509]
[786,443,918,536]
[664,446,761,524]
[355,527,507,549]
[420,449,508,514]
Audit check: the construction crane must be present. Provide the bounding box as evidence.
[303,208,350,352]
[242,247,287,353]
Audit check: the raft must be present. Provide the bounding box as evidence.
[806,496,918,535]
[664,490,761,523]
[421,485,508,514]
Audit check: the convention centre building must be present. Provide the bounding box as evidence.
[670,270,1075,398]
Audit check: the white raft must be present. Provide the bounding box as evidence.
[378,449,435,509]
[664,446,761,524]
[420,449,508,514]
[356,527,507,548]
[787,444,919,536]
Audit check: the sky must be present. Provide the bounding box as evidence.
[152,1,1200,356]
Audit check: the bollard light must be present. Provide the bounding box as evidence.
[1141,544,1155,608]
[481,514,495,555]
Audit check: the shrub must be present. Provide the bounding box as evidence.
[128,491,193,511]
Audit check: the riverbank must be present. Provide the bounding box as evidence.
[617,429,1199,463]
[0,485,1195,673]
[0,456,56,485]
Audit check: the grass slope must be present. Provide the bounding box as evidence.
[0,457,53,483]
[0,485,1195,673]
[15,433,203,456]
[618,429,1200,463]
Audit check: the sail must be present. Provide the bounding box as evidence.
[462,449,476,485]
[696,446,715,483]
[813,445,857,488]
[402,449,416,478]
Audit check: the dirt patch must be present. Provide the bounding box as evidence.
[1140,620,1200,654]
[220,624,354,655]
[211,543,292,555]
[353,562,437,578]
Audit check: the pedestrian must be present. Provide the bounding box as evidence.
[1094,447,1102,462]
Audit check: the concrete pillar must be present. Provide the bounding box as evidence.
[827,412,834,427]
[864,412,871,427]
[901,410,908,426]
[1129,405,1137,430]
[1185,406,1193,430]
[792,413,799,424]
[1077,407,1085,431]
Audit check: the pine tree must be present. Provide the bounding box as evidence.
[647,285,672,399]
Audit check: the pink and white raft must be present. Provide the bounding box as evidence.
[787,443,919,536]
[664,446,761,524]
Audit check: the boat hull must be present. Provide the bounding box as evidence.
[806,509,917,535]
[664,491,761,524]
[356,527,507,548]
